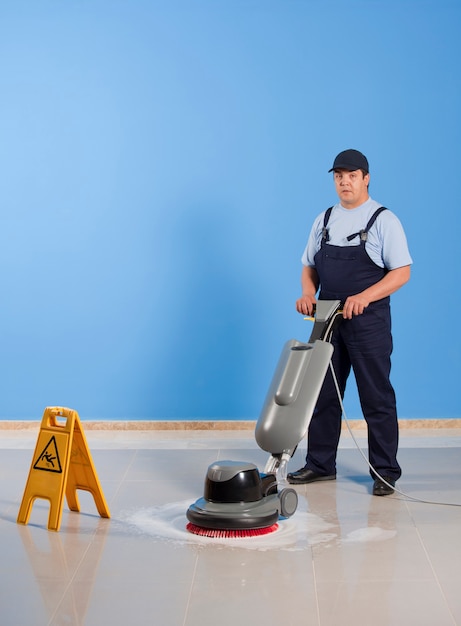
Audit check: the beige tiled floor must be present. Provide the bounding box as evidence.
[1,427,460,626]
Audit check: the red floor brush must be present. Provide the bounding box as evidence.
[186,522,279,538]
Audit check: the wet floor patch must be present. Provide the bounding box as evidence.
[343,527,397,543]
[123,499,337,551]
[122,499,399,551]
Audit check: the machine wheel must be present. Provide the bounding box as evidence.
[278,488,298,518]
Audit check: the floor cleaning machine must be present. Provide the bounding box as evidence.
[186,300,343,538]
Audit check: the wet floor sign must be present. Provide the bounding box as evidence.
[17,406,110,531]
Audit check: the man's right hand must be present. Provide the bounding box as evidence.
[295,295,317,316]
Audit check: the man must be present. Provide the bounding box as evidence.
[288,149,412,496]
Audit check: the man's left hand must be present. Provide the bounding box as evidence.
[342,294,369,319]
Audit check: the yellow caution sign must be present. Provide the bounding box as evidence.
[17,407,110,531]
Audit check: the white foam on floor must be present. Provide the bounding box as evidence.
[123,499,337,551]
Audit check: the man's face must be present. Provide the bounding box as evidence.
[333,169,370,209]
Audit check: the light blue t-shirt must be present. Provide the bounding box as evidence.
[301,198,413,270]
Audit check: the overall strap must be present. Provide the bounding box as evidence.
[346,206,388,242]
[321,206,334,242]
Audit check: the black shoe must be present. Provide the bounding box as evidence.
[287,467,336,485]
[372,477,396,496]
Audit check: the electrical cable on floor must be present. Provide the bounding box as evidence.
[329,361,461,508]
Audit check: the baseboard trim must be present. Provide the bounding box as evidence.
[1,419,460,431]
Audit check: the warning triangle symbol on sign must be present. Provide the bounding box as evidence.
[33,436,63,473]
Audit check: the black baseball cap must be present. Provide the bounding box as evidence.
[328,149,369,173]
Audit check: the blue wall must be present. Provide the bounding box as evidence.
[0,0,460,420]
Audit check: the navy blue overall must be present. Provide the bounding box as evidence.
[305,206,402,481]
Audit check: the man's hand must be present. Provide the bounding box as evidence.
[342,294,369,319]
[296,294,317,316]
[341,265,411,319]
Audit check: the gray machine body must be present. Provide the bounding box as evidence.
[255,300,340,457]
[186,301,340,532]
